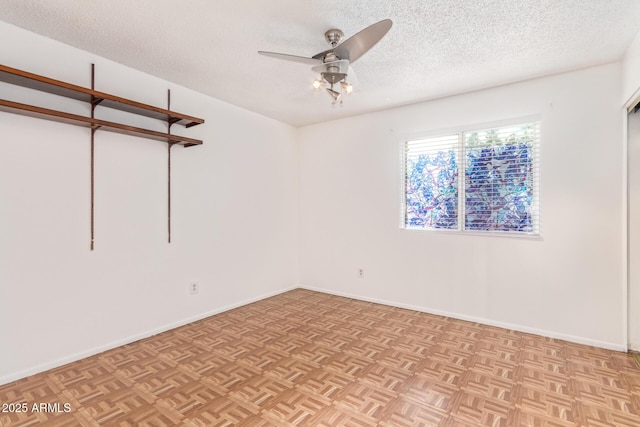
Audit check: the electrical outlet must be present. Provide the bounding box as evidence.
[189,281,199,295]
[358,268,364,279]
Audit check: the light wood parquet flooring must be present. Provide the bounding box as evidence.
[2,289,640,426]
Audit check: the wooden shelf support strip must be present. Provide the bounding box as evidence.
[167,89,173,244]
[90,64,96,251]
[168,143,173,244]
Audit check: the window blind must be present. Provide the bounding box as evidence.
[404,134,460,230]
[463,122,540,233]
[402,121,540,235]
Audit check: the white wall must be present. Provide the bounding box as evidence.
[623,30,640,105]
[298,63,625,350]
[0,22,299,384]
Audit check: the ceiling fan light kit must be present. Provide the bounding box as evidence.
[258,19,392,106]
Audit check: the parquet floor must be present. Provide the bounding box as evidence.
[2,289,640,426]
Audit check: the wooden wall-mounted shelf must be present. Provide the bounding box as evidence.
[0,63,205,249]
[0,64,204,129]
[0,99,202,147]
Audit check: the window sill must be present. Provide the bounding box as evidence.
[401,226,542,240]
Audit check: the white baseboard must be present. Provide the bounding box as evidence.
[2,283,627,386]
[300,286,627,353]
[0,285,298,386]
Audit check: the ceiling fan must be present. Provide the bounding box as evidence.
[258,19,393,105]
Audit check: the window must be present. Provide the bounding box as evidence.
[403,121,540,235]
[404,134,459,230]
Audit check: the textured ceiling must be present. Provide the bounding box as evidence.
[1,0,640,127]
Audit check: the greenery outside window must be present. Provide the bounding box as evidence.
[403,121,540,235]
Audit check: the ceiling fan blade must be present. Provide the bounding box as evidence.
[258,51,321,65]
[333,19,393,63]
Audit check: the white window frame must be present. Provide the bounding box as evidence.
[400,117,541,238]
